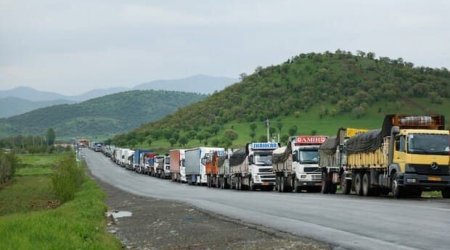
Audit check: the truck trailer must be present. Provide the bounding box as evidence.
[272,136,327,192]
[344,114,450,198]
[185,147,225,185]
[318,128,368,194]
[230,142,278,191]
[170,149,186,182]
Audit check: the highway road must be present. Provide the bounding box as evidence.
[83,148,450,250]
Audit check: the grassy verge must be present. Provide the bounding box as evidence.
[0,153,121,249]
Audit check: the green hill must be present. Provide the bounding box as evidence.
[112,51,450,151]
[0,90,206,139]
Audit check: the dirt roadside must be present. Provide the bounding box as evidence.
[93,177,331,250]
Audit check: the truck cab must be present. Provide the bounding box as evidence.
[163,155,171,179]
[291,136,327,191]
[239,142,278,190]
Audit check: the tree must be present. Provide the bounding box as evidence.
[288,125,298,136]
[147,138,153,146]
[46,128,56,146]
[169,138,177,147]
[179,136,188,146]
[258,135,267,142]
[211,138,220,147]
[224,129,238,142]
[276,121,283,134]
[249,131,256,140]
[250,123,257,132]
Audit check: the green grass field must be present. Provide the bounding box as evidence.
[0,153,121,249]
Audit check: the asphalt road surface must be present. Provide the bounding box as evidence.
[83,149,450,250]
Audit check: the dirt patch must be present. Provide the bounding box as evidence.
[94,178,330,250]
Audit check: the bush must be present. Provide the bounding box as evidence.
[0,151,19,184]
[51,153,84,203]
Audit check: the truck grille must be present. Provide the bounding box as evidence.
[407,164,449,176]
[304,167,321,173]
[259,168,273,173]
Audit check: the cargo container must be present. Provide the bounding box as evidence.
[272,136,326,192]
[230,142,278,191]
[170,149,186,182]
[185,147,225,185]
[344,114,450,198]
[318,128,368,194]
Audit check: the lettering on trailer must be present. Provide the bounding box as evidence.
[295,136,327,145]
[251,142,278,150]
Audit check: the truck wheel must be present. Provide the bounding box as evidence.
[237,177,241,190]
[354,173,363,196]
[391,173,404,198]
[276,176,280,192]
[321,179,330,194]
[329,184,337,194]
[362,172,371,196]
[341,176,351,195]
[442,188,450,198]
[280,176,285,192]
[249,177,254,191]
[293,178,299,193]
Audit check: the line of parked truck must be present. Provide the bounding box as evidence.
[88,114,450,199]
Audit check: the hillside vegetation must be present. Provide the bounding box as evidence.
[112,51,450,151]
[0,90,205,138]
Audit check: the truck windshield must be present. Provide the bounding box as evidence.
[254,153,272,166]
[408,134,449,155]
[299,149,319,164]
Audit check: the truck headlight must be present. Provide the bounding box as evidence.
[406,178,417,183]
[300,175,307,179]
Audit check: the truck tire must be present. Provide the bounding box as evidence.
[321,179,330,194]
[341,176,351,195]
[249,177,254,191]
[391,173,404,198]
[329,184,337,194]
[280,176,285,192]
[354,173,363,196]
[442,188,450,198]
[293,178,300,193]
[362,172,371,196]
[237,177,241,190]
[276,176,280,192]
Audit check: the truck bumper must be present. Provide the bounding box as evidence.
[400,173,450,190]
[298,180,322,187]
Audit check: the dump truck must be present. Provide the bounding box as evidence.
[318,128,368,194]
[170,149,186,182]
[230,142,278,191]
[344,114,450,198]
[272,136,327,192]
[185,147,225,185]
[204,150,227,188]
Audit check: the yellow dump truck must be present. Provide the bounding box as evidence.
[318,128,368,194]
[344,114,449,198]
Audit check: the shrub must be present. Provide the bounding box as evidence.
[51,153,84,203]
[0,151,19,184]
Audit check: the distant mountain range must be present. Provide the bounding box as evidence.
[0,74,236,118]
[0,90,206,138]
[0,97,75,118]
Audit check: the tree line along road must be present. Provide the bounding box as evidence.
[83,148,450,250]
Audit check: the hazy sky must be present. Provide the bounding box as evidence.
[1,0,449,95]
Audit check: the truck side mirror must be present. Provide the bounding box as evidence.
[249,155,254,165]
[293,151,298,162]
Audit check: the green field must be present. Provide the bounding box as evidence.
[0,153,121,249]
